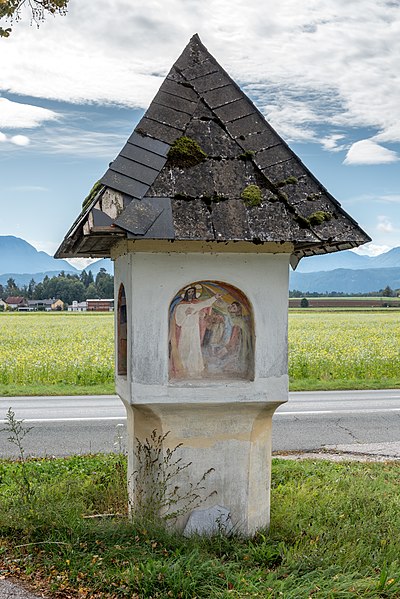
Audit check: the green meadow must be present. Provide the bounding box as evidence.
[0,309,399,395]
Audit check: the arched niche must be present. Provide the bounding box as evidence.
[117,284,127,376]
[169,280,254,381]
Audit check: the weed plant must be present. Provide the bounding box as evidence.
[0,454,399,598]
[133,430,215,524]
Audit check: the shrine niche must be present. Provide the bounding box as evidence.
[169,281,254,381]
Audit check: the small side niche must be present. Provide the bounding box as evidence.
[168,280,254,381]
[117,283,127,376]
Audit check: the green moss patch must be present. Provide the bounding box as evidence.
[238,150,255,161]
[167,136,207,168]
[276,176,298,188]
[309,211,332,225]
[81,180,103,210]
[241,184,262,207]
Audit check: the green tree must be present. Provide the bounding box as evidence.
[5,277,19,296]
[300,297,309,308]
[84,282,99,300]
[95,268,114,298]
[80,269,94,288]
[27,278,36,299]
[0,0,68,37]
[382,285,393,297]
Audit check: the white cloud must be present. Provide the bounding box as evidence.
[377,216,394,233]
[1,0,400,148]
[344,140,399,165]
[32,127,129,158]
[0,131,31,146]
[352,243,392,257]
[10,134,30,146]
[66,257,100,271]
[5,185,48,192]
[0,97,59,128]
[320,134,347,152]
[379,194,400,204]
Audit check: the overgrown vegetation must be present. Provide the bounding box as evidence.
[0,449,398,598]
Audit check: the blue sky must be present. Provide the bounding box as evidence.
[0,0,399,268]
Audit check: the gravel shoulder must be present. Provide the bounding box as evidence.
[274,441,400,462]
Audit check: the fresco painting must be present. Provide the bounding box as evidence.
[169,281,254,380]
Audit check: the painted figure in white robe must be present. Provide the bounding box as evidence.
[171,286,220,378]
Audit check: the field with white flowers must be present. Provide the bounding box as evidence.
[0,312,114,395]
[289,310,400,390]
[0,309,399,394]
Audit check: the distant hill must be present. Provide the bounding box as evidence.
[296,247,400,273]
[290,266,400,294]
[84,259,113,276]
[0,236,77,275]
[0,236,113,286]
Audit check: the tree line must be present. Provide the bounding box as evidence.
[289,286,399,298]
[0,269,114,306]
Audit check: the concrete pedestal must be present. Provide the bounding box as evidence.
[122,399,283,534]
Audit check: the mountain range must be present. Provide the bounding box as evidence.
[0,236,113,287]
[295,247,400,272]
[1,236,399,293]
[291,247,400,293]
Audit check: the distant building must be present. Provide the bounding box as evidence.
[0,299,7,311]
[5,296,27,310]
[27,298,64,311]
[68,300,87,312]
[87,298,114,312]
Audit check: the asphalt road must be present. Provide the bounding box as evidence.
[0,390,399,457]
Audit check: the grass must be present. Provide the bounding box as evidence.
[0,455,399,598]
[0,382,116,396]
[289,377,400,392]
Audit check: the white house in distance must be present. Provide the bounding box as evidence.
[68,300,87,312]
[56,35,370,535]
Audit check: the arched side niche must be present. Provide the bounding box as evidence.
[117,284,127,376]
[169,281,254,381]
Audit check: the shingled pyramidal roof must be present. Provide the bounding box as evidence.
[56,34,370,267]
